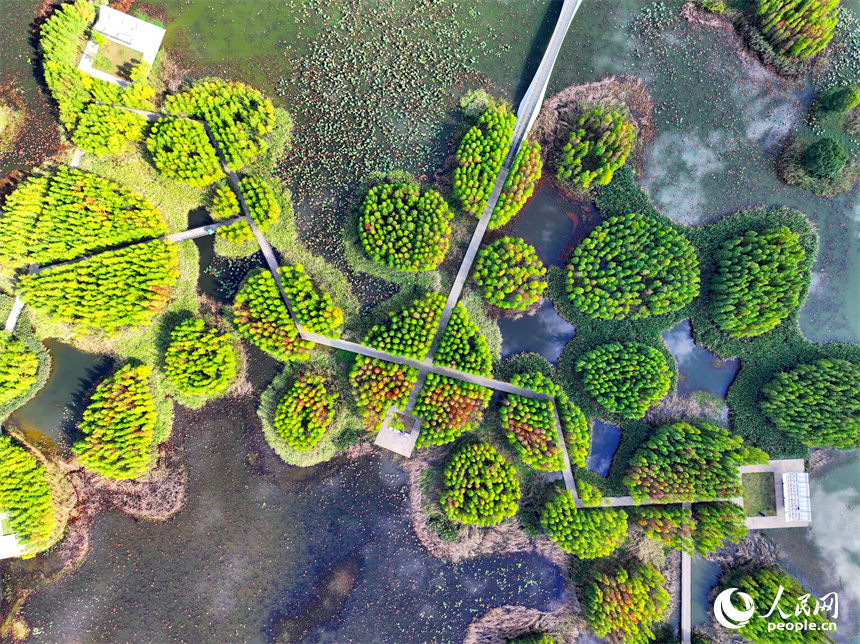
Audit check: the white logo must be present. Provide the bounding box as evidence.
[714,588,756,629]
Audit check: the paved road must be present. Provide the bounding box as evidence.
[681,502,693,644]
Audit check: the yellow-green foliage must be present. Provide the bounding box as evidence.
[502,393,563,472]
[434,304,492,377]
[454,106,516,216]
[232,270,313,361]
[490,140,542,229]
[363,291,445,360]
[147,118,225,187]
[273,375,339,450]
[74,364,156,480]
[163,79,278,171]
[280,264,344,338]
[239,176,280,232]
[557,108,635,190]
[163,318,237,397]
[0,332,40,407]
[566,212,700,320]
[218,219,254,245]
[0,436,56,553]
[586,563,670,644]
[414,374,493,447]
[349,356,419,432]
[576,479,604,506]
[540,490,627,558]
[692,502,748,555]
[358,183,453,272]
[441,442,521,526]
[634,505,695,552]
[755,0,839,59]
[576,342,672,418]
[211,185,241,220]
[473,237,548,311]
[19,241,179,333]
[0,166,166,269]
[625,422,769,502]
[761,358,860,449]
[71,104,148,157]
[709,226,806,337]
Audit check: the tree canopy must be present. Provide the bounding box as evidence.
[440,442,520,526]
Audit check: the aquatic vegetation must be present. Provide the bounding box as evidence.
[556,107,635,191]
[472,237,548,310]
[280,264,344,338]
[585,562,670,644]
[0,333,40,408]
[348,356,419,432]
[576,342,672,419]
[760,358,860,448]
[755,0,839,60]
[273,376,339,450]
[71,104,148,157]
[490,140,542,229]
[74,364,156,480]
[709,226,807,337]
[775,134,859,196]
[691,502,748,555]
[433,304,492,377]
[147,118,225,187]
[19,241,179,332]
[440,442,520,526]
[566,212,700,320]
[358,183,453,272]
[719,565,833,643]
[633,505,695,553]
[624,422,769,502]
[454,106,516,217]
[240,176,280,233]
[363,291,445,360]
[413,374,492,447]
[501,393,563,472]
[576,479,604,506]
[540,490,627,558]
[0,436,57,554]
[232,270,313,362]
[0,166,166,269]
[163,79,278,170]
[163,318,237,398]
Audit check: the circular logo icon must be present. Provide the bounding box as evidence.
[714,588,755,629]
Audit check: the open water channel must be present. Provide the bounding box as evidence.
[1,0,859,641]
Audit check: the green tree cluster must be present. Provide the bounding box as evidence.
[279,264,344,338]
[625,422,768,502]
[490,140,542,229]
[73,364,156,480]
[585,562,670,644]
[473,237,548,310]
[755,0,839,59]
[348,356,419,431]
[0,332,41,407]
[433,304,492,376]
[163,318,237,397]
[540,490,628,558]
[273,375,339,450]
[576,479,604,506]
[440,442,520,526]
[363,291,445,360]
[413,374,493,447]
[71,103,148,157]
[218,220,255,245]
[0,436,56,554]
[358,183,453,272]
[211,184,241,219]
[19,240,179,332]
[502,393,563,472]
[634,505,695,552]
[147,118,225,187]
[760,358,860,448]
[454,106,516,216]
[709,226,807,337]
[692,502,748,555]
[557,107,635,190]
[163,79,277,170]
[566,212,700,320]
[814,84,860,114]
[240,176,280,233]
[0,166,166,269]
[232,271,313,361]
[720,565,833,643]
[576,342,672,418]
[801,137,850,181]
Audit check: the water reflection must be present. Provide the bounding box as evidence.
[586,420,622,477]
[498,300,576,364]
[661,320,739,396]
[691,555,721,627]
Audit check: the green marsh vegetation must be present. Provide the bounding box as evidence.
[413,374,493,447]
[434,304,493,377]
[472,237,548,311]
[273,376,338,451]
[490,140,543,229]
[776,133,859,196]
[556,107,636,192]
[0,332,41,409]
[363,291,445,360]
[440,441,520,526]
[540,490,628,558]
[71,104,148,157]
[631,502,748,554]
[279,264,344,338]
[146,118,225,187]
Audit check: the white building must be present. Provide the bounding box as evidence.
[783,472,812,522]
[0,512,27,560]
